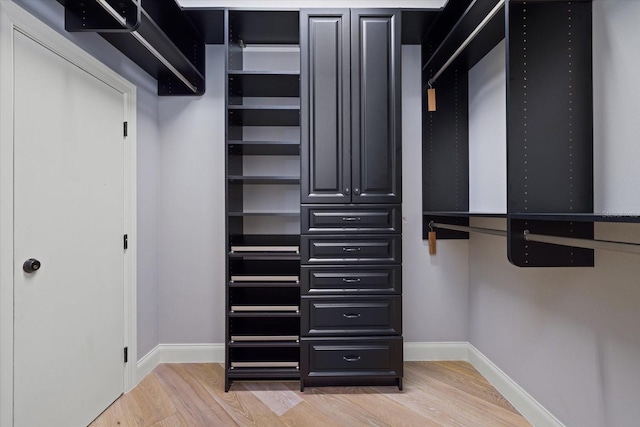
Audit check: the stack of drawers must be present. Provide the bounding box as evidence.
[299,205,403,390]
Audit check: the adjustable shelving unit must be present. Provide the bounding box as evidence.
[59,0,205,95]
[419,0,640,265]
[224,9,301,391]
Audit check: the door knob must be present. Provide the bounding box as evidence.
[23,258,41,273]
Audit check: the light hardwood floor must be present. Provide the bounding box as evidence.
[90,362,531,426]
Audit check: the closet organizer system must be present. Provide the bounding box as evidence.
[422,0,640,267]
[58,0,433,392]
[223,8,404,392]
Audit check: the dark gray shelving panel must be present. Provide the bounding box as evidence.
[421,0,612,267]
[224,10,301,392]
[506,1,594,267]
[60,0,206,95]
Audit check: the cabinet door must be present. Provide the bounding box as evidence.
[301,10,352,203]
[351,10,401,204]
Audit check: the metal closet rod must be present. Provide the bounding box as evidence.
[429,221,640,255]
[524,231,640,255]
[96,0,198,94]
[427,0,505,87]
[429,221,507,237]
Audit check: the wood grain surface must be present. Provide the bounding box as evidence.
[90,362,530,426]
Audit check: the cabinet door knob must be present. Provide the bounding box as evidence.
[345,188,350,194]
[354,188,360,195]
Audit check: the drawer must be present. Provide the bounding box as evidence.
[301,235,401,264]
[301,337,403,377]
[302,205,401,234]
[301,296,401,336]
[301,265,401,295]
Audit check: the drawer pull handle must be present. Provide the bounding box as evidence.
[342,217,361,222]
[343,355,361,362]
[343,313,361,319]
[342,247,361,252]
[342,278,361,283]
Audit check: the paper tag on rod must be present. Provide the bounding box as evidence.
[427,88,436,112]
[428,231,437,255]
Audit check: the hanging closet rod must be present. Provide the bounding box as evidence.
[96,1,198,94]
[524,231,640,255]
[427,0,505,87]
[429,221,507,237]
[97,0,127,26]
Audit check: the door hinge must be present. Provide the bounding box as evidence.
[124,234,128,250]
[124,347,128,363]
[124,121,128,137]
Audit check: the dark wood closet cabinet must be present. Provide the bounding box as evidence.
[300,9,403,391]
[301,9,401,205]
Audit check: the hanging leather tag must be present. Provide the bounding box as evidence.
[428,231,437,255]
[427,88,436,112]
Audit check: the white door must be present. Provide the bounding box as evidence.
[13,30,126,427]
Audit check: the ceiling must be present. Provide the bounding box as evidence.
[177,0,447,9]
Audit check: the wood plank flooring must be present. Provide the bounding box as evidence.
[90,362,531,427]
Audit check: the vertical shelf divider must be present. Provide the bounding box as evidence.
[225,10,301,392]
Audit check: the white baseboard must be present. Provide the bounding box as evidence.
[467,344,565,427]
[403,342,468,361]
[136,345,162,382]
[136,343,224,383]
[135,341,562,427]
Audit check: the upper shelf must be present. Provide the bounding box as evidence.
[424,212,640,224]
[60,0,205,96]
[422,0,505,81]
[509,213,640,224]
[229,10,300,45]
[228,106,300,127]
[228,72,300,98]
[424,211,506,219]
[228,140,300,156]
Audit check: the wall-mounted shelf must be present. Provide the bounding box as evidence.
[59,0,205,95]
[225,9,301,391]
[228,106,300,127]
[231,335,299,342]
[422,0,504,81]
[231,305,299,312]
[229,312,301,318]
[420,0,618,267]
[228,211,300,217]
[228,71,300,97]
[509,213,640,224]
[423,211,506,218]
[228,176,300,185]
[228,140,300,156]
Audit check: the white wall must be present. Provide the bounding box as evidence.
[468,40,506,214]
[157,46,226,344]
[593,0,640,214]
[468,1,640,426]
[402,45,469,342]
[11,0,162,359]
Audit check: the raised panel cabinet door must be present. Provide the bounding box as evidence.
[301,9,352,203]
[351,10,402,204]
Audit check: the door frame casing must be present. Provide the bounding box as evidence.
[0,2,138,425]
